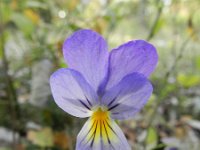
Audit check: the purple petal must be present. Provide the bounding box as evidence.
[63,29,109,93]
[102,72,153,120]
[106,40,158,90]
[76,118,131,150]
[50,68,98,118]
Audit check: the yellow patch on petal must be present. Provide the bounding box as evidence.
[86,107,117,147]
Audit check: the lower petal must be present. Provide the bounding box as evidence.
[76,110,131,150]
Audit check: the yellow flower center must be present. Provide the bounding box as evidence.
[91,107,109,121]
[86,107,117,147]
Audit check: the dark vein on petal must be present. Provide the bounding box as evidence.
[80,120,96,145]
[90,120,98,147]
[111,112,120,115]
[107,97,117,107]
[84,95,92,107]
[103,120,111,144]
[107,88,123,108]
[79,100,91,110]
[86,120,98,145]
[108,103,120,111]
[110,142,115,150]
[100,120,102,139]
[62,97,89,112]
[104,122,118,150]
[105,120,117,136]
[86,98,92,107]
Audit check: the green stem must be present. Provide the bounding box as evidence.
[146,1,163,41]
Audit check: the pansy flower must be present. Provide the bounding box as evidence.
[50,29,158,150]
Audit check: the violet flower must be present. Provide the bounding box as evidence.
[50,29,158,150]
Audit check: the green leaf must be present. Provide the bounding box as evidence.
[152,143,167,150]
[27,127,54,147]
[1,3,12,23]
[26,0,47,9]
[152,18,164,36]
[195,56,200,70]
[177,73,200,88]
[145,127,158,150]
[11,13,35,36]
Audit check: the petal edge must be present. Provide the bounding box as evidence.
[63,29,109,93]
[50,68,98,118]
[106,40,158,90]
[102,72,153,120]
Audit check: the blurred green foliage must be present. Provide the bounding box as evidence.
[1,0,200,150]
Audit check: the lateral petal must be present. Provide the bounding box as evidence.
[102,72,153,120]
[50,68,98,118]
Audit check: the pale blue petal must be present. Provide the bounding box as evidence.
[63,29,109,93]
[102,72,153,120]
[50,68,98,118]
[76,118,131,150]
[106,40,158,90]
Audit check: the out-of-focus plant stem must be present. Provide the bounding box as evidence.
[165,38,190,79]
[144,1,190,148]
[146,0,163,41]
[0,2,20,149]
[144,38,190,150]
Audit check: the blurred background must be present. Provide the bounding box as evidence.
[0,0,200,149]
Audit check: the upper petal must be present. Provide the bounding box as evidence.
[50,68,98,118]
[63,29,109,93]
[106,40,158,90]
[102,72,153,120]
